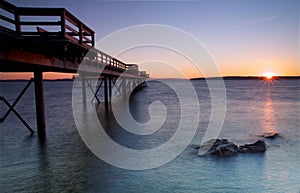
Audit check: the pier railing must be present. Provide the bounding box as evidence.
[0,0,94,48]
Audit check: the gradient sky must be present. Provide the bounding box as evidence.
[1,0,299,79]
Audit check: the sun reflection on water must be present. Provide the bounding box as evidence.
[263,84,277,133]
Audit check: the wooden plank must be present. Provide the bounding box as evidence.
[64,10,94,34]
[65,24,78,35]
[17,8,64,16]
[64,14,79,29]
[82,26,91,36]
[20,21,61,26]
[82,35,91,42]
[0,25,16,33]
[0,14,15,24]
[65,33,79,44]
[0,0,18,14]
[20,31,60,36]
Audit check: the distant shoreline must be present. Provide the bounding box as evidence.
[0,76,299,81]
[190,76,300,80]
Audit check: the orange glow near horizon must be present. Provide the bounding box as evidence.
[0,72,74,80]
[262,72,276,80]
[0,59,299,80]
[0,67,299,80]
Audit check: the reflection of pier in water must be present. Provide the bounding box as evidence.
[0,0,149,140]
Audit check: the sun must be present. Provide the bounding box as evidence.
[262,72,276,80]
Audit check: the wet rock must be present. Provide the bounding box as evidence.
[238,140,266,153]
[258,132,279,139]
[198,139,239,156]
[212,143,239,156]
[198,139,267,156]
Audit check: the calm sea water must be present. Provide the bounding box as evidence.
[0,78,299,193]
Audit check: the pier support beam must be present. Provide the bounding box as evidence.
[81,75,86,106]
[122,78,126,95]
[104,76,109,110]
[109,77,112,102]
[34,71,46,140]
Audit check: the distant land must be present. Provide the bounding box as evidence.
[190,76,300,80]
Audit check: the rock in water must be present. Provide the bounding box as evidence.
[198,139,267,156]
[198,139,239,156]
[238,140,266,153]
[212,143,239,156]
[259,132,279,139]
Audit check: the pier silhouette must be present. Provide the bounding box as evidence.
[0,0,149,139]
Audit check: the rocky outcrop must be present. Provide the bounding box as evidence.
[238,140,266,153]
[198,139,266,156]
[199,139,239,156]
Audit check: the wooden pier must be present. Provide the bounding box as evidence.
[0,0,149,139]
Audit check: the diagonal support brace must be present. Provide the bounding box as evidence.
[0,96,34,134]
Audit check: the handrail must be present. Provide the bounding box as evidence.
[0,1,94,48]
[0,0,18,14]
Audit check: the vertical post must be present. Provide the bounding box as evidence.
[122,78,126,95]
[60,10,66,38]
[79,23,83,45]
[109,77,112,102]
[14,13,21,34]
[34,72,46,140]
[104,76,109,110]
[91,32,95,47]
[81,75,86,106]
[134,79,137,90]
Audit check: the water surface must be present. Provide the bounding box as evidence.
[0,79,299,192]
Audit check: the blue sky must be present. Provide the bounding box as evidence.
[7,0,300,78]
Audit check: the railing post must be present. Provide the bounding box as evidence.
[91,32,95,47]
[100,52,103,63]
[60,10,66,38]
[79,23,83,45]
[14,12,20,34]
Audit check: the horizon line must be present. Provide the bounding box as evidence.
[1,75,300,81]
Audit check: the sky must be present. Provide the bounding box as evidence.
[1,0,299,79]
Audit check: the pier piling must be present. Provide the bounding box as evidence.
[104,76,109,110]
[81,75,87,106]
[34,72,46,140]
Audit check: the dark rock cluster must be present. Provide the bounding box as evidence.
[198,139,267,156]
[238,140,267,153]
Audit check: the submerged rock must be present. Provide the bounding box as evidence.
[258,132,279,139]
[198,139,266,156]
[238,140,266,153]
